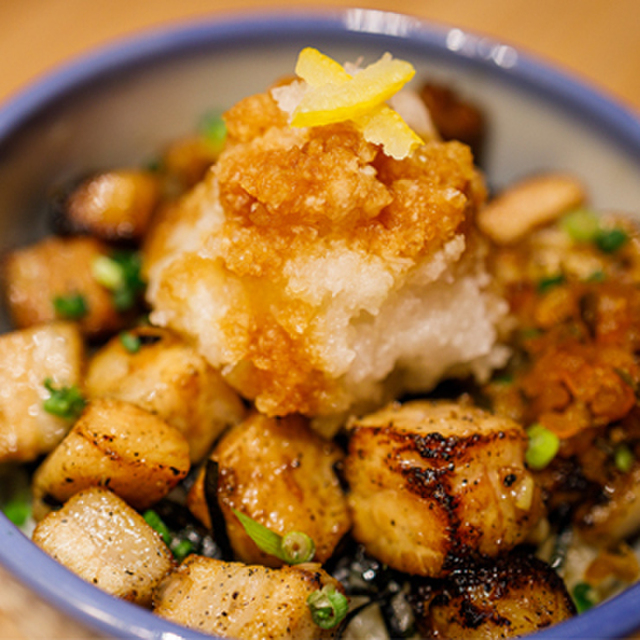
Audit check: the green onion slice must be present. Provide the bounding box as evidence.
[560,209,601,243]
[537,273,566,294]
[91,251,145,312]
[595,228,628,254]
[52,292,88,320]
[143,509,195,561]
[92,255,126,290]
[43,378,86,421]
[307,585,349,629]
[614,443,635,473]
[119,331,142,354]
[231,508,315,564]
[525,423,560,470]
[572,582,598,614]
[143,509,172,545]
[171,538,194,562]
[199,110,228,149]
[2,496,31,527]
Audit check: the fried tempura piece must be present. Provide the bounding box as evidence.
[145,86,508,429]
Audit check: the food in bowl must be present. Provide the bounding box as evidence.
[1,40,640,640]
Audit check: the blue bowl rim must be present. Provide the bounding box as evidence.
[0,8,639,640]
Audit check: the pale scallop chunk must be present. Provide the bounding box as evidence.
[344,400,542,577]
[187,412,350,565]
[477,173,586,245]
[85,326,246,462]
[32,398,190,519]
[0,321,84,463]
[33,487,173,606]
[153,555,343,640]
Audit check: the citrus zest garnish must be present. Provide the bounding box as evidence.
[295,46,350,86]
[291,47,423,159]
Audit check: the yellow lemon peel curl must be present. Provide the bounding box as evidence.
[291,47,423,160]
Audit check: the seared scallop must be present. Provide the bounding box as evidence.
[189,411,350,566]
[85,326,246,462]
[153,556,345,639]
[344,399,542,577]
[33,487,173,606]
[412,551,575,638]
[0,322,84,463]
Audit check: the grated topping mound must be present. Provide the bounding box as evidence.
[144,72,508,431]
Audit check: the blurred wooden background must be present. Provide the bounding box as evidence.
[1,0,639,110]
[0,0,639,638]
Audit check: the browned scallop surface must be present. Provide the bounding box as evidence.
[412,552,576,638]
[153,556,343,639]
[85,326,246,462]
[344,400,542,577]
[52,169,161,242]
[211,412,350,565]
[3,236,128,338]
[31,398,190,518]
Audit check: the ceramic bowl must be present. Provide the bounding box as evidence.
[1,9,640,640]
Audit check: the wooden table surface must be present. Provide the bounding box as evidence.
[1,1,639,638]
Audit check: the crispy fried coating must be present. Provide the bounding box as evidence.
[145,88,505,424]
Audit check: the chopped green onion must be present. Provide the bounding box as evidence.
[595,228,628,254]
[561,209,629,254]
[537,273,566,294]
[92,255,126,290]
[493,372,514,384]
[143,509,195,561]
[572,582,598,614]
[171,538,194,562]
[143,509,172,545]
[92,251,145,312]
[525,423,560,470]
[560,209,601,243]
[614,443,635,473]
[43,378,86,421]
[199,111,227,149]
[281,531,316,565]
[307,585,349,629]
[586,270,606,283]
[2,496,31,527]
[52,292,88,320]
[232,508,315,564]
[119,331,141,354]
[519,327,543,341]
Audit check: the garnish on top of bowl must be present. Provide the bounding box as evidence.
[1,46,640,640]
